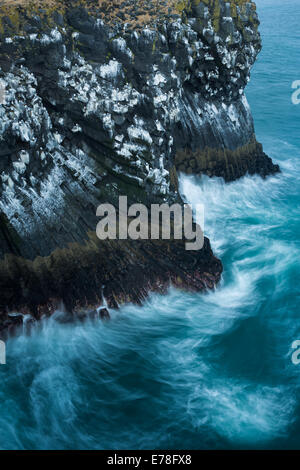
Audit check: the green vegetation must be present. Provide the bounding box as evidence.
[0,0,258,37]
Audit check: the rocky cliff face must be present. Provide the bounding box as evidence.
[0,0,278,333]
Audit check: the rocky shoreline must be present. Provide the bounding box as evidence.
[0,0,279,335]
[0,236,222,337]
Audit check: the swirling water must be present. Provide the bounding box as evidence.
[0,0,300,450]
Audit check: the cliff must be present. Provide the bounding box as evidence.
[0,0,278,334]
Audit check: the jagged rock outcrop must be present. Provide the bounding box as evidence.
[0,0,278,333]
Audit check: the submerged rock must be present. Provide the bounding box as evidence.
[99,308,110,320]
[0,0,278,331]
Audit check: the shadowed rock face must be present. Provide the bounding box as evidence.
[0,0,278,333]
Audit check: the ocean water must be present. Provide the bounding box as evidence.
[0,0,300,450]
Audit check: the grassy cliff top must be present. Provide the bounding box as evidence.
[0,0,256,32]
[0,0,177,32]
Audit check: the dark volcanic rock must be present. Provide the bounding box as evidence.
[99,308,110,320]
[0,0,278,332]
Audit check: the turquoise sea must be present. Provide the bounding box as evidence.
[0,0,299,450]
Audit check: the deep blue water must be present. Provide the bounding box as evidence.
[0,0,300,450]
